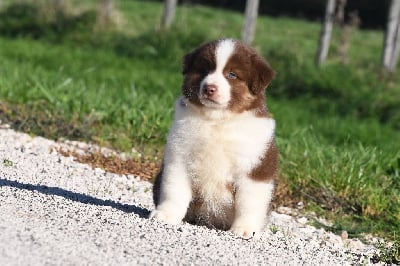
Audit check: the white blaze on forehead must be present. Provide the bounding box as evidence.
[199,39,235,108]
[215,39,235,71]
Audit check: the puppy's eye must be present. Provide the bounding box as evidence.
[227,71,237,79]
[201,69,210,76]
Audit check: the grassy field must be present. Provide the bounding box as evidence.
[0,0,399,242]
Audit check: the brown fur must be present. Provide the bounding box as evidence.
[249,141,279,182]
[152,164,163,206]
[182,39,275,116]
[182,41,218,107]
[184,195,234,230]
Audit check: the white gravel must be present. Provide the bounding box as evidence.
[0,126,380,265]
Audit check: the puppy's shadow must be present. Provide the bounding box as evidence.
[0,178,150,218]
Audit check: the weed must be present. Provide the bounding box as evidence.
[2,158,13,167]
[269,224,279,234]
[372,237,400,264]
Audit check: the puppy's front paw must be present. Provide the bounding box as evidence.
[149,209,182,225]
[230,224,260,239]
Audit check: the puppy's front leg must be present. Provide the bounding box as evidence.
[150,160,192,225]
[230,178,274,239]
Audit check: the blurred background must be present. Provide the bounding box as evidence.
[178,0,390,29]
[0,0,399,250]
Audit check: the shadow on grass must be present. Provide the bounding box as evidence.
[0,178,150,218]
[0,101,95,143]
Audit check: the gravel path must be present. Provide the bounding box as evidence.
[0,126,379,265]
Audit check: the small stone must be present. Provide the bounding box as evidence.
[341,230,348,241]
[297,217,308,224]
[347,239,364,250]
[277,206,298,216]
[297,201,304,209]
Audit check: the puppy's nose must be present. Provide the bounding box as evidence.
[204,84,217,97]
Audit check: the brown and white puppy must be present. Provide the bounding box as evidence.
[150,39,278,238]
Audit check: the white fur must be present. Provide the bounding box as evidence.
[149,158,192,224]
[199,39,235,108]
[230,179,274,239]
[151,97,276,237]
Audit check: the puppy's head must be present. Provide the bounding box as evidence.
[182,39,275,114]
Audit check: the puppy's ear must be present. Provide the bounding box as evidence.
[182,50,196,75]
[250,54,275,95]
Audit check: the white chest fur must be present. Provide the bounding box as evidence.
[164,99,275,208]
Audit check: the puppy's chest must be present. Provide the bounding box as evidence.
[185,123,244,205]
[187,126,235,185]
[181,116,270,193]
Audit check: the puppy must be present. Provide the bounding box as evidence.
[150,39,278,238]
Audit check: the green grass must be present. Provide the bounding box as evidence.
[0,0,399,240]
[373,236,400,264]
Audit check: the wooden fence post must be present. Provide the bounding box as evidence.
[316,0,337,66]
[160,0,177,30]
[242,0,260,45]
[382,0,400,72]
